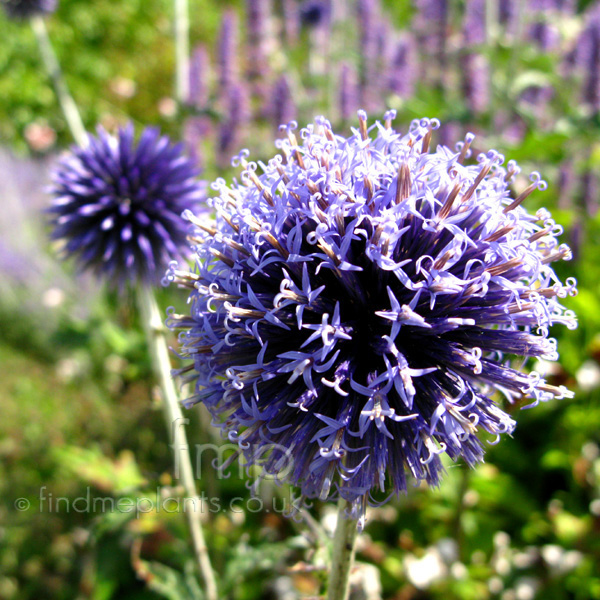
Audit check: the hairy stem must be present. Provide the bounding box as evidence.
[174,0,190,104]
[30,15,87,147]
[137,285,218,600]
[327,498,359,600]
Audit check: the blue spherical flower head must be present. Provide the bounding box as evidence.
[2,0,57,19]
[300,0,331,27]
[168,111,576,526]
[49,124,205,287]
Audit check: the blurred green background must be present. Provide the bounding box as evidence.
[1,0,599,598]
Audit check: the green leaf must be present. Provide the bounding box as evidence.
[53,445,146,494]
[135,560,205,600]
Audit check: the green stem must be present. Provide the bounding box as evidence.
[327,498,359,600]
[137,285,218,600]
[174,0,190,104]
[30,15,87,147]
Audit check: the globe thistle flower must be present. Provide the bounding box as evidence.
[167,112,576,525]
[2,0,56,19]
[300,0,331,28]
[49,124,205,286]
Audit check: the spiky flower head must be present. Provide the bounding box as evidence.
[49,124,204,287]
[299,0,331,27]
[167,111,576,526]
[2,0,56,19]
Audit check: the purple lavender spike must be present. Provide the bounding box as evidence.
[498,0,515,26]
[498,0,518,37]
[281,0,300,45]
[463,0,486,46]
[567,5,598,70]
[388,33,416,100]
[357,0,382,111]
[245,0,272,105]
[270,75,297,131]
[188,44,210,108]
[461,0,489,116]
[582,15,600,114]
[569,219,583,262]
[414,0,449,85]
[581,168,598,217]
[217,10,239,96]
[339,62,359,122]
[528,0,570,9]
[527,0,574,51]
[185,46,212,171]
[217,83,250,168]
[184,117,208,172]
[527,16,560,52]
[557,161,574,210]
[375,20,393,92]
[461,52,490,116]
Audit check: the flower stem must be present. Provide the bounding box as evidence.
[137,285,218,600]
[30,15,87,147]
[174,0,190,104]
[327,498,359,600]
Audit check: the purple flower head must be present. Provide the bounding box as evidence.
[49,124,205,287]
[167,112,576,526]
[300,0,331,27]
[2,0,56,19]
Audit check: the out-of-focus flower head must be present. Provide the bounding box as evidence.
[300,0,331,27]
[2,0,57,19]
[167,111,576,526]
[49,124,205,287]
